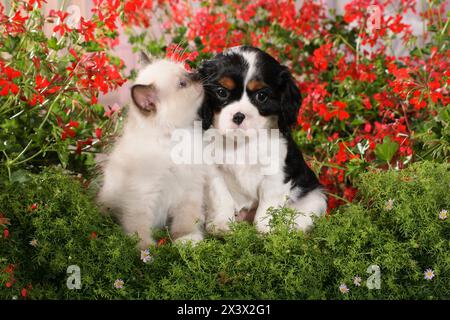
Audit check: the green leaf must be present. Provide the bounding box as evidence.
[47,36,61,50]
[57,146,69,169]
[427,25,437,33]
[10,169,31,184]
[350,118,366,126]
[374,136,399,162]
[82,40,103,52]
[2,36,20,53]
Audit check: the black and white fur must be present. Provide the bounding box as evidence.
[199,46,327,233]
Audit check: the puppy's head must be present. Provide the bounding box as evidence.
[131,58,204,128]
[198,46,301,135]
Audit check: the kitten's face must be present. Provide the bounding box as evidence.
[131,59,204,128]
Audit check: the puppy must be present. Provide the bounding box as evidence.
[199,45,327,234]
[98,58,205,248]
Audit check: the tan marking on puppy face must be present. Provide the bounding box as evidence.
[246,79,268,91]
[218,77,236,90]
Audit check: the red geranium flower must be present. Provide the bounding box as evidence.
[331,101,350,121]
[0,65,21,96]
[6,10,28,34]
[95,128,102,139]
[51,10,72,36]
[157,237,168,246]
[311,43,333,72]
[78,17,97,42]
[28,0,47,8]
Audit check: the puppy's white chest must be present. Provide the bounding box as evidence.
[220,165,262,210]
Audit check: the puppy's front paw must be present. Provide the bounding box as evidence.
[175,232,203,245]
[294,214,314,232]
[206,216,233,235]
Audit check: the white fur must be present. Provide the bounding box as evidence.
[98,59,205,248]
[206,134,327,234]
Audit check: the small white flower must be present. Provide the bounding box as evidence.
[140,249,153,264]
[424,269,435,281]
[29,239,38,247]
[385,199,395,211]
[339,284,350,294]
[12,296,17,300]
[353,276,362,287]
[439,209,448,220]
[114,279,124,289]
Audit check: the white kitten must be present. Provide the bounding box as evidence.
[98,59,205,249]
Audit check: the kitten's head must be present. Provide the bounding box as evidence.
[131,58,204,128]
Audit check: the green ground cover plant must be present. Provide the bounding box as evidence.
[1,161,448,299]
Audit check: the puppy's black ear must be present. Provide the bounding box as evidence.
[139,51,152,65]
[197,60,218,130]
[199,97,214,130]
[198,59,219,80]
[131,84,157,113]
[279,66,301,133]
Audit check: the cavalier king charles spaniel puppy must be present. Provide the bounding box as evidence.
[198,45,327,234]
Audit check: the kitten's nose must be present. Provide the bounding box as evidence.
[232,112,246,125]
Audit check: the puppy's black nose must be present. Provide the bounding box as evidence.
[232,112,246,125]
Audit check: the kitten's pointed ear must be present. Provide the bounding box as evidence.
[131,84,157,113]
[139,51,152,65]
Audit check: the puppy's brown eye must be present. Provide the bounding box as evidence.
[215,87,229,100]
[178,79,188,88]
[255,91,268,103]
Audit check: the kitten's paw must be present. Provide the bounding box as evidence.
[255,218,271,234]
[206,216,233,235]
[138,237,156,250]
[175,232,203,245]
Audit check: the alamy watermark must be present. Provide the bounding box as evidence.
[367,264,381,289]
[66,265,81,290]
[171,121,281,175]
[367,5,382,34]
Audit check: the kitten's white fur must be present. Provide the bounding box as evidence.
[98,59,205,248]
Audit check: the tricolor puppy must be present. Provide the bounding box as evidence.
[199,45,327,234]
[98,57,205,248]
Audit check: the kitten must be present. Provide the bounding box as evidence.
[98,58,205,249]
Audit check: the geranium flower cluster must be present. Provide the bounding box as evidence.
[0,0,139,174]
